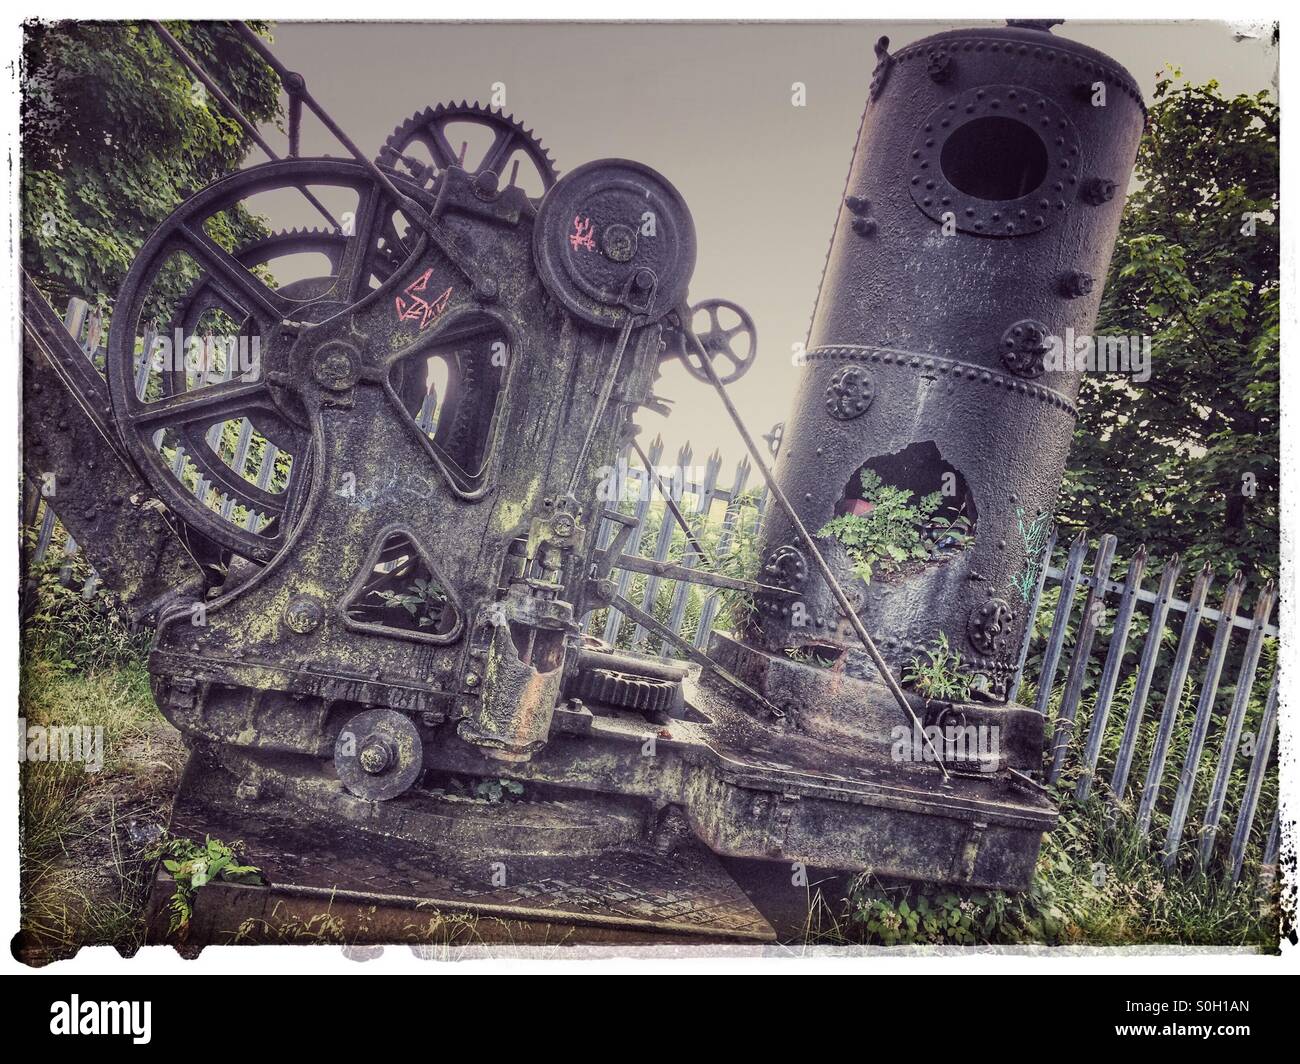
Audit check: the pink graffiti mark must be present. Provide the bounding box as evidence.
[569,215,596,252]
[394,268,454,330]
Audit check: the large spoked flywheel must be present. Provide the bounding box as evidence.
[106,158,430,563]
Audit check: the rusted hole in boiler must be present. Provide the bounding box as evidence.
[507,622,565,673]
[784,643,844,669]
[821,441,975,582]
[344,530,460,637]
[940,116,1048,201]
[391,316,508,487]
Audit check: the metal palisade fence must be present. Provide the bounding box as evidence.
[1012,529,1280,882]
[26,299,1282,886]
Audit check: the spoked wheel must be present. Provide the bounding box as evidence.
[164,228,346,534]
[107,159,429,562]
[679,299,758,385]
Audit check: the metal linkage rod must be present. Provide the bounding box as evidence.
[149,21,340,230]
[631,436,713,565]
[610,593,790,722]
[567,316,637,497]
[679,308,948,778]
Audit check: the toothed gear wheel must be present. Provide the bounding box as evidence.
[573,667,679,717]
[378,101,558,198]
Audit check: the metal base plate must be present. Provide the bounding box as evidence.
[148,755,776,948]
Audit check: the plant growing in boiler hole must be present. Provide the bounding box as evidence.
[817,469,945,582]
[784,646,838,669]
[902,633,973,703]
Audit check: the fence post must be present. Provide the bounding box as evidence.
[1262,806,1280,868]
[1199,580,1276,867]
[1032,530,1088,721]
[1048,534,1116,783]
[64,297,89,345]
[1076,544,1148,799]
[1228,670,1278,883]
[1162,571,1245,864]
[1111,553,1183,800]
[220,419,257,521]
[244,441,281,532]
[603,437,661,646]
[662,450,721,654]
[1136,562,1214,837]
[695,456,752,647]
[1007,527,1057,706]
[631,443,691,650]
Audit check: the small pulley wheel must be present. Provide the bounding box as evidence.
[679,298,757,384]
[534,159,696,328]
[334,708,423,801]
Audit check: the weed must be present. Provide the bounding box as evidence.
[817,469,946,583]
[902,633,974,702]
[147,835,264,936]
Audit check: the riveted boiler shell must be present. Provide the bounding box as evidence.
[756,25,1145,679]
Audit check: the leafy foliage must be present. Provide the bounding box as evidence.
[373,578,448,629]
[148,835,263,936]
[784,647,838,669]
[22,528,148,673]
[21,20,282,308]
[901,633,973,703]
[817,469,943,582]
[1060,73,1278,583]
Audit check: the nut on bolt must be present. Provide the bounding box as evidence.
[926,51,953,83]
[1058,270,1095,299]
[358,735,396,775]
[1082,177,1118,205]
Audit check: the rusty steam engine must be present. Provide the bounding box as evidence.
[23,21,1143,935]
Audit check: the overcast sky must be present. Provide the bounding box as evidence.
[254,20,1278,471]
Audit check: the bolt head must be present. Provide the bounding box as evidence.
[601,222,637,262]
[359,737,393,775]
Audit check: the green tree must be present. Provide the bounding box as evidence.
[21,20,282,309]
[1058,72,1279,583]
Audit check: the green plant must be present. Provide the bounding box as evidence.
[22,21,282,309]
[849,884,1001,945]
[148,835,263,935]
[374,578,447,628]
[817,470,943,582]
[784,647,837,669]
[22,533,149,673]
[901,633,973,702]
[840,787,1280,948]
[691,490,764,635]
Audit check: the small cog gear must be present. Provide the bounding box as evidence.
[377,101,558,198]
[572,667,679,722]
